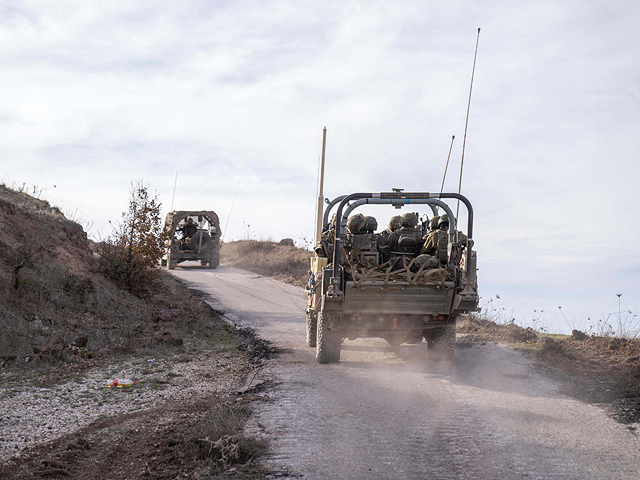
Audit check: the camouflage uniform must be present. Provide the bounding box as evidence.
[421,215,449,266]
[315,217,336,258]
[386,213,422,256]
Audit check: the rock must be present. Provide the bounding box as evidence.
[72,335,89,348]
[279,238,295,247]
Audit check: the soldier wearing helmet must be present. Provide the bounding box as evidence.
[363,216,378,234]
[346,213,366,235]
[429,215,440,232]
[378,215,401,245]
[386,212,422,255]
[315,215,337,258]
[421,214,449,258]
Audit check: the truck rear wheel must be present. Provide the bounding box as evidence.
[426,319,456,360]
[306,312,317,347]
[316,313,341,363]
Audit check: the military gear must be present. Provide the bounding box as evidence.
[421,229,448,264]
[410,254,439,272]
[387,225,422,255]
[364,216,378,233]
[388,215,402,231]
[429,216,440,230]
[347,213,366,234]
[401,212,418,228]
[438,214,449,228]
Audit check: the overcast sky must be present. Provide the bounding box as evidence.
[1,0,638,333]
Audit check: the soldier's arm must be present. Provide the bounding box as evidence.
[420,234,436,255]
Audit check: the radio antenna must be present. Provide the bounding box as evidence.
[169,171,178,212]
[222,180,241,240]
[456,27,481,221]
[439,135,455,195]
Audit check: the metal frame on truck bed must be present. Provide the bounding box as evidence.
[306,190,479,363]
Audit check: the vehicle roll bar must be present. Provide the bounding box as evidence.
[332,192,474,279]
[324,195,439,231]
[341,198,455,235]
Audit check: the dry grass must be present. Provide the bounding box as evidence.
[0,184,235,366]
[221,240,311,287]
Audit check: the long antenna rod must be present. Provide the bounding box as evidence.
[315,126,327,243]
[222,180,241,240]
[456,27,481,221]
[439,135,456,195]
[169,171,178,211]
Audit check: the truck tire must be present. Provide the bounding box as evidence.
[306,312,317,347]
[427,319,456,360]
[209,253,220,269]
[316,313,341,363]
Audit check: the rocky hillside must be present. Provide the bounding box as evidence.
[0,185,218,363]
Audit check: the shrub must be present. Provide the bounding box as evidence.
[100,182,163,297]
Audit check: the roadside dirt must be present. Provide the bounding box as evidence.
[459,316,640,424]
[221,240,309,287]
[1,297,276,479]
[0,186,275,478]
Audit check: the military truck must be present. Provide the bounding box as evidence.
[306,191,479,363]
[161,211,221,270]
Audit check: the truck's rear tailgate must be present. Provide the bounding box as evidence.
[342,280,455,315]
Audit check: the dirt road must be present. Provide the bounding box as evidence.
[172,265,640,479]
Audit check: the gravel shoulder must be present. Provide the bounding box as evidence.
[1,274,273,479]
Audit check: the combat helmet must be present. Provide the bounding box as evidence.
[364,216,378,233]
[429,216,440,230]
[388,215,402,232]
[438,214,450,229]
[401,212,418,228]
[346,213,366,234]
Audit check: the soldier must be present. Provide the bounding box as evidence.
[386,213,422,256]
[346,213,366,235]
[178,218,198,238]
[315,216,336,258]
[378,215,402,245]
[428,215,440,232]
[364,216,378,234]
[421,214,449,264]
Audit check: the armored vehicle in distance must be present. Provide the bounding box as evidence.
[161,210,221,270]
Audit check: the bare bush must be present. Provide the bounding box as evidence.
[100,182,162,297]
